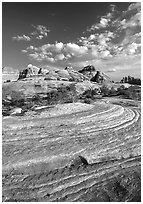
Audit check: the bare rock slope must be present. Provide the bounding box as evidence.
[2,100,141,202]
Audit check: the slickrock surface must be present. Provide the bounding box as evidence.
[2,100,141,202]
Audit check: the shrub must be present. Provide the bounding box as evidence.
[79,89,99,100]
[46,84,77,105]
[100,85,110,96]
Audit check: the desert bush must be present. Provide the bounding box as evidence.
[79,89,99,100]
[46,84,77,105]
[100,85,110,96]
[117,85,141,101]
[109,87,117,96]
[83,98,93,104]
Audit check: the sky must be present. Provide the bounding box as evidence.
[2,2,141,81]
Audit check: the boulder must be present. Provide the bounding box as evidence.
[65,66,88,82]
[10,108,23,116]
[18,64,40,80]
[70,155,88,168]
[55,69,70,80]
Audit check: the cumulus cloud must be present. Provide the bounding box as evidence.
[46,57,55,62]
[87,17,110,31]
[125,42,139,55]
[23,3,140,65]
[128,2,141,11]
[29,53,41,61]
[36,35,44,40]
[21,50,28,53]
[12,25,50,42]
[64,43,88,56]
[112,2,141,30]
[12,35,31,41]
[31,24,50,39]
[87,4,117,32]
[55,53,65,61]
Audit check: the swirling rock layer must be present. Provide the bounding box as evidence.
[2,101,141,202]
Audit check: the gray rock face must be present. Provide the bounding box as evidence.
[10,107,23,116]
[78,65,96,80]
[91,71,111,83]
[18,64,41,79]
[79,65,111,84]
[18,64,89,82]
[70,155,88,167]
[65,66,89,82]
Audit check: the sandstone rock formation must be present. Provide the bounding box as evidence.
[18,64,89,82]
[78,65,96,80]
[79,65,112,84]
[65,66,89,82]
[18,64,42,80]
[91,70,111,83]
[70,155,88,167]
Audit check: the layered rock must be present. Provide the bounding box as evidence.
[91,71,111,83]
[18,64,48,80]
[79,65,112,84]
[78,65,96,80]
[18,64,89,82]
[65,66,89,82]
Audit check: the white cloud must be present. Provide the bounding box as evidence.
[100,18,109,27]
[88,34,96,41]
[121,12,141,29]
[64,43,88,56]
[32,24,50,37]
[54,42,64,52]
[12,35,31,41]
[46,57,55,62]
[36,35,44,40]
[128,2,141,11]
[107,68,116,72]
[29,53,41,61]
[100,50,110,58]
[91,48,98,57]
[21,50,28,53]
[126,42,139,54]
[86,4,116,32]
[55,53,65,61]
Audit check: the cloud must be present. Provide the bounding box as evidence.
[36,35,44,40]
[23,3,140,65]
[31,24,50,39]
[125,42,139,55]
[21,50,28,53]
[46,57,55,62]
[128,2,141,11]
[87,4,117,32]
[87,17,110,31]
[12,35,31,41]
[100,50,111,58]
[121,12,141,29]
[12,25,50,42]
[112,2,141,30]
[106,68,116,72]
[29,53,41,61]
[64,43,88,56]
[55,53,65,61]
